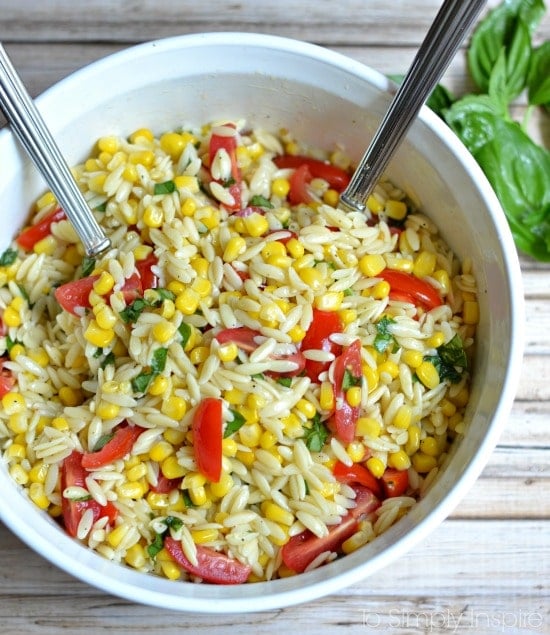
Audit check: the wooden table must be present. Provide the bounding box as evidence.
[1,2,548,633]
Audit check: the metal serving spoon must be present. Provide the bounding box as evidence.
[340,0,487,213]
[0,43,110,257]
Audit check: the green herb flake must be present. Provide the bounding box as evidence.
[304,414,329,452]
[81,256,96,277]
[6,335,19,353]
[131,370,155,394]
[223,409,246,438]
[249,194,274,209]
[92,432,115,452]
[374,316,398,354]
[151,347,168,374]
[0,247,18,267]
[164,515,184,532]
[182,490,196,508]
[277,376,293,388]
[154,180,176,195]
[342,369,362,391]
[178,321,192,348]
[16,284,30,303]
[100,351,116,369]
[147,533,165,559]
[94,202,107,212]
[119,298,148,324]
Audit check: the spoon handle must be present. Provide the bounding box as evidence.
[340,0,487,212]
[0,43,110,257]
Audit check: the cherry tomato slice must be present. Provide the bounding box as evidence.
[164,537,251,584]
[377,269,442,311]
[215,326,260,352]
[135,253,159,290]
[192,397,223,482]
[288,163,313,205]
[150,474,181,494]
[274,155,350,191]
[81,423,144,469]
[209,125,242,211]
[16,207,66,250]
[333,460,382,497]
[300,309,343,383]
[0,359,15,398]
[331,339,363,443]
[61,450,118,538]
[281,485,379,573]
[380,468,409,498]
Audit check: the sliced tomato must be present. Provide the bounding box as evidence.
[300,309,343,383]
[150,474,181,494]
[135,253,159,290]
[16,207,66,250]
[120,273,143,303]
[209,125,242,211]
[0,359,15,398]
[269,350,306,378]
[274,155,350,191]
[164,537,251,584]
[192,397,223,483]
[61,450,119,538]
[281,485,379,573]
[0,317,7,337]
[288,163,313,205]
[333,460,382,497]
[377,269,442,311]
[331,339,363,443]
[215,326,260,352]
[81,423,144,469]
[380,468,409,498]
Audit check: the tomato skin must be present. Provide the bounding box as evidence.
[288,163,313,205]
[281,485,379,573]
[274,155,350,191]
[150,474,181,494]
[16,207,66,250]
[135,253,159,290]
[331,339,363,443]
[81,423,144,469]
[164,537,251,584]
[192,397,223,482]
[209,126,242,211]
[61,450,118,538]
[300,309,343,382]
[377,269,442,311]
[0,359,15,398]
[333,460,382,498]
[380,468,409,498]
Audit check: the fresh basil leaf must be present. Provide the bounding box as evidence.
[94,202,107,212]
[304,415,328,452]
[81,256,96,277]
[527,41,550,106]
[277,376,292,388]
[147,533,165,559]
[426,84,456,118]
[164,516,184,532]
[223,409,246,438]
[342,369,362,391]
[119,298,148,324]
[178,321,192,348]
[6,335,19,353]
[374,316,398,354]
[93,347,104,359]
[0,247,17,267]
[100,351,116,369]
[154,180,176,195]
[222,177,236,188]
[251,373,265,380]
[423,354,462,384]
[438,334,468,370]
[92,432,115,452]
[249,194,274,209]
[16,284,29,303]
[155,288,176,303]
[131,370,155,393]
[151,348,168,374]
[182,490,195,508]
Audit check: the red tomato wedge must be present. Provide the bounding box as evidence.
[380,468,409,498]
[333,460,382,498]
[0,360,15,398]
[273,155,351,191]
[377,269,442,311]
[209,125,242,211]
[150,474,181,494]
[81,423,144,469]
[164,537,251,584]
[61,450,119,538]
[192,397,223,482]
[300,309,343,383]
[16,207,66,250]
[331,339,363,443]
[281,485,379,573]
[135,253,159,290]
[288,163,313,205]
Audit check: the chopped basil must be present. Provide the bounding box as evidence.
[6,335,19,353]
[343,288,355,296]
[251,373,265,380]
[223,409,246,438]
[92,432,114,452]
[151,347,168,374]
[277,376,293,388]
[304,414,329,452]
[164,515,184,532]
[182,490,195,508]
[374,316,398,354]
[153,180,176,195]
[152,288,176,305]
[342,369,362,391]
[100,352,115,369]
[178,321,192,348]
[222,177,236,188]
[93,348,104,359]
[81,256,96,277]
[423,333,468,384]
[147,533,165,559]
[0,247,17,267]
[249,194,274,209]
[132,370,155,393]
[131,348,168,393]
[16,284,29,303]
[94,202,107,212]
[119,298,148,324]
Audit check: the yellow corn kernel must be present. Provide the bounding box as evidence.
[61,244,81,267]
[36,191,57,210]
[121,163,138,183]
[94,304,117,330]
[347,441,365,463]
[210,472,234,498]
[2,305,21,327]
[175,288,200,316]
[147,374,168,397]
[416,361,440,389]
[222,438,238,458]
[385,199,408,221]
[106,524,129,549]
[224,387,245,405]
[33,234,58,256]
[191,277,212,299]
[271,177,290,198]
[189,346,209,366]
[126,462,148,482]
[385,254,414,273]
[261,241,287,261]
[259,430,277,450]
[298,267,324,291]
[29,462,48,484]
[217,342,238,363]
[158,132,184,159]
[189,485,207,507]
[143,205,164,229]
[125,543,147,569]
[323,188,340,207]
[97,135,119,154]
[314,291,344,312]
[366,194,384,214]
[149,440,174,463]
[51,416,69,431]
[388,450,411,471]
[366,456,385,478]
[412,452,438,473]
[7,443,26,459]
[161,395,187,420]
[393,404,412,430]
[356,417,381,438]
[96,400,120,420]
[336,309,355,328]
[292,254,315,271]
[281,413,303,439]
[59,386,84,407]
[463,300,479,325]
[191,528,219,544]
[378,360,399,380]
[174,176,200,195]
[117,481,147,499]
[346,386,362,408]
[181,197,197,217]
[450,386,470,408]
[28,482,50,509]
[262,501,294,526]
[84,320,115,348]
[319,381,335,411]
[88,173,107,193]
[2,392,25,415]
[27,347,49,368]
[432,269,451,295]
[236,449,255,467]
[243,212,269,238]
[405,424,421,455]
[371,280,390,300]
[420,436,439,457]
[440,398,457,417]
[8,413,27,434]
[93,271,115,296]
[160,455,186,480]
[232,217,246,234]
[167,279,185,296]
[285,238,304,260]
[426,331,445,349]
[413,251,437,278]
[129,150,155,168]
[9,463,28,485]
[359,253,386,277]
[239,422,262,448]
[145,491,169,510]
[287,324,306,343]
[98,151,113,166]
[294,399,316,420]
[401,349,423,369]
[223,235,247,262]
[190,256,209,278]
[361,365,378,393]
[151,320,176,344]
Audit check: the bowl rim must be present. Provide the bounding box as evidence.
[0,31,525,613]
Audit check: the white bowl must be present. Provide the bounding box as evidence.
[0,33,524,612]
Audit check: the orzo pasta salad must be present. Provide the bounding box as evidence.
[0,121,478,584]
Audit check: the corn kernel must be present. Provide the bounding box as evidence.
[262,501,294,526]
[371,280,390,300]
[33,234,58,256]
[117,481,147,499]
[401,349,423,368]
[93,271,115,296]
[314,291,344,312]
[98,135,119,154]
[189,485,207,506]
[295,399,316,420]
[323,188,340,207]
[2,392,25,414]
[385,254,414,273]
[362,365,379,392]
[161,455,186,480]
[385,199,408,220]
[433,269,451,295]
[393,404,412,429]
[463,300,479,325]
[281,413,303,439]
[239,422,262,448]
[143,205,164,228]
[129,150,155,167]
[412,452,438,473]
[29,462,48,484]
[36,191,57,210]
[149,440,174,463]
[378,360,399,380]
[366,456,385,478]
[96,400,120,419]
[261,241,287,261]
[88,173,107,193]
[125,543,147,569]
[28,347,49,367]
[95,304,117,330]
[451,386,470,408]
[161,395,187,420]
[346,386,362,408]
[189,346,209,365]
[287,324,306,343]
[285,238,304,259]
[8,413,26,434]
[84,320,115,348]
[51,416,69,431]
[259,430,277,450]
[224,388,245,405]
[272,178,290,198]
[175,288,200,316]
[9,463,28,485]
[413,251,437,278]
[2,305,21,327]
[151,320,176,344]
[416,361,440,389]
[29,482,50,509]
[210,472,234,497]
[388,450,411,471]
[243,212,269,237]
[440,398,457,417]
[59,386,84,407]
[147,374,168,396]
[236,449,255,466]
[347,441,365,463]
[405,425,421,455]
[7,443,26,459]
[420,436,439,457]
[366,194,384,214]
[223,236,247,262]
[222,438,238,457]
[126,462,148,482]
[341,530,370,554]
[426,331,445,349]
[191,528,219,544]
[191,277,212,299]
[319,381,335,411]
[359,254,386,277]
[298,267,324,291]
[181,198,197,217]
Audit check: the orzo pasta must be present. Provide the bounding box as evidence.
[0,121,477,584]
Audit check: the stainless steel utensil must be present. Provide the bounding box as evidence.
[0,43,110,257]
